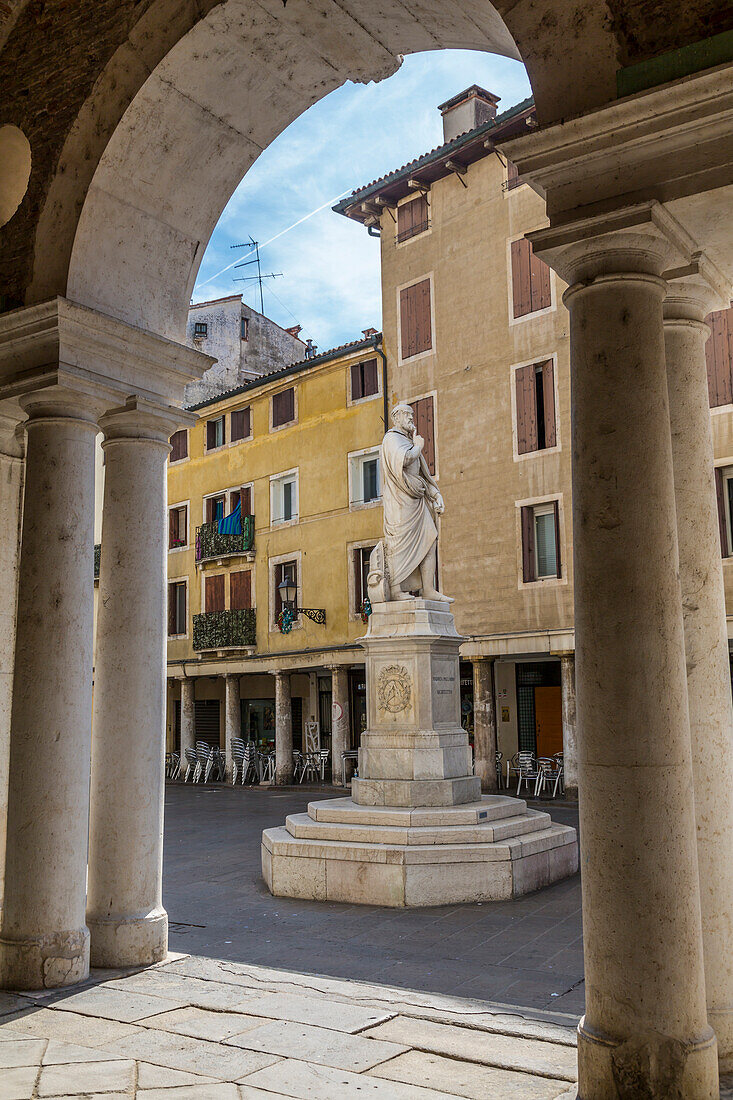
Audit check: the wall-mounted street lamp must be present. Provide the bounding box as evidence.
[277,576,326,626]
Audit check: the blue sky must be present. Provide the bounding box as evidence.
[192,50,531,352]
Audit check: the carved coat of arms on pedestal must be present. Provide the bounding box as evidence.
[377,664,412,714]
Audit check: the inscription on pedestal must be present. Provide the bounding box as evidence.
[377,664,412,714]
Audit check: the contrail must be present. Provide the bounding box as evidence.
[193,188,352,293]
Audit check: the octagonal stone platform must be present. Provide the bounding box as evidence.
[262,795,578,908]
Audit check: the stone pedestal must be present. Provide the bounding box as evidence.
[263,600,577,907]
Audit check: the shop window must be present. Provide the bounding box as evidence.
[231,406,251,442]
[349,451,380,506]
[396,194,429,242]
[353,545,375,613]
[204,573,225,613]
[230,570,252,610]
[205,494,226,524]
[170,429,188,462]
[350,358,379,401]
[521,501,561,582]
[409,396,436,475]
[272,387,295,429]
[206,415,225,450]
[271,471,298,525]
[168,504,187,549]
[400,278,432,360]
[168,581,186,636]
[511,238,551,319]
[515,360,556,454]
[705,305,733,408]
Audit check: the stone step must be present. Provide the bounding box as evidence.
[306,795,529,828]
[286,809,552,847]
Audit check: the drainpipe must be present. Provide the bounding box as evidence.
[367,225,381,238]
[372,335,388,431]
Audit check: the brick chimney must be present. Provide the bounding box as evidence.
[438,86,500,143]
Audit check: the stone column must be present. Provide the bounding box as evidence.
[329,665,350,786]
[531,218,718,1096]
[472,658,497,793]
[558,653,578,801]
[180,677,196,766]
[0,412,23,912]
[0,389,101,990]
[664,271,733,1069]
[274,670,293,785]
[87,397,192,968]
[225,674,241,781]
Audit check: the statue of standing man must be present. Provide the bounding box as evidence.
[369,403,452,603]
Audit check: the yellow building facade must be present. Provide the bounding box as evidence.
[165,336,386,781]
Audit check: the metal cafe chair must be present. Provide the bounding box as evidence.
[318,749,330,782]
[258,752,275,783]
[184,747,200,783]
[341,750,359,786]
[242,741,259,785]
[514,752,541,798]
[231,737,246,784]
[495,750,503,790]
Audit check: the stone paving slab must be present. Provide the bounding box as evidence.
[0,953,582,1098]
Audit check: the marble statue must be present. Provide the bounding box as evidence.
[368,403,452,603]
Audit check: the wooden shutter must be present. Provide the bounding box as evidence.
[400,287,413,359]
[506,159,519,189]
[206,420,216,450]
[400,279,432,359]
[362,358,378,396]
[205,574,225,612]
[274,562,284,619]
[530,245,552,312]
[231,408,249,442]
[409,397,436,475]
[541,360,556,447]
[705,307,733,409]
[350,362,363,401]
[354,550,363,609]
[553,500,562,577]
[205,497,215,524]
[241,486,252,516]
[515,365,538,454]
[715,467,729,557]
[273,388,294,427]
[168,583,177,635]
[415,279,432,355]
[230,570,251,610]
[170,429,187,461]
[511,239,532,319]
[521,506,535,582]
[169,509,177,548]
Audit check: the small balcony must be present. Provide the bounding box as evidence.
[193,608,256,651]
[195,514,254,564]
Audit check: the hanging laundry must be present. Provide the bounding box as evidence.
[218,498,242,536]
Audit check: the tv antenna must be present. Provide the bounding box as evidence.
[230,237,282,315]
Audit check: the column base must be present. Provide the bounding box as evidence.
[710,1008,733,1072]
[0,926,90,991]
[87,908,168,969]
[577,1016,718,1099]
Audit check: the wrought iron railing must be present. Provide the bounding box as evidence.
[195,514,254,562]
[395,219,430,244]
[94,543,101,579]
[193,608,256,651]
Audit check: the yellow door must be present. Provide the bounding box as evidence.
[535,686,563,756]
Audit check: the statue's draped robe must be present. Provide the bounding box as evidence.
[380,428,438,586]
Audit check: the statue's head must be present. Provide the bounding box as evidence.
[391,403,415,437]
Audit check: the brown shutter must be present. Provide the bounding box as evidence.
[400,288,412,359]
[350,362,363,401]
[515,366,538,454]
[170,429,187,461]
[231,409,245,442]
[530,245,552,312]
[206,420,216,450]
[354,549,363,609]
[715,467,729,557]
[541,360,556,447]
[511,239,531,319]
[553,500,562,577]
[273,388,294,427]
[205,574,225,613]
[241,486,252,516]
[409,397,436,475]
[230,570,251,610]
[362,358,378,396]
[230,490,240,512]
[168,584,176,635]
[506,159,519,189]
[705,308,733,409]
[397,202,411,240]
[415,278,432,354]
[274,563,283,619]
[206,497,215,524]
[169,509,177,548]
[521,506,535,582]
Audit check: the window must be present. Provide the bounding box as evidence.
[206,416,225,450]
[230,570,252,610]
[170,429,188,462]
[353,545,375,612]
[194,321,208,338]
[271,471,298,525]
[504,160,521,191]
[515,360,557,454]
[169,504,187,549]
[274,560,298,620]
[204,573,225,613]
[350,358,379,402]
[409,396,436,475]
[168,581,186,636]
[272,387,295,429]
[715,467,733,557]
[241,316,249,340]
[521,501,561,582]
[705,305,733,408]
[350,450,380,506]
[396,194,429,242]
[231,406,251,442]
[230,485,252,516]
[400,278,432,360]
[511,238,551,319]
[205,494,226,524]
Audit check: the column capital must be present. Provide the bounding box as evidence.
[100,395,196,447]
[0,401,25,459]
[529,201,693,289]
[663,251,731,324]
